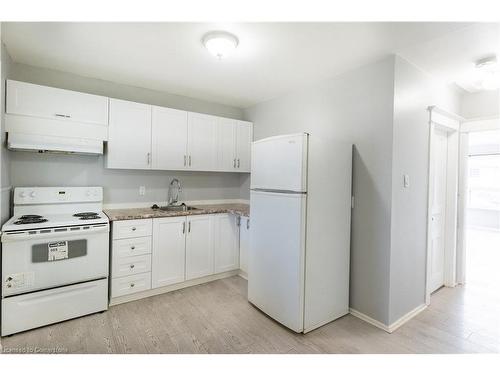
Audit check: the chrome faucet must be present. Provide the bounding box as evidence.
[167,178,182,206]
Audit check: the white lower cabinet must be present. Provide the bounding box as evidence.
[111,213,242,302]
[152,216,187,288]
[185,215,214,280]
[214,214,240,273]
[239,216,250,275]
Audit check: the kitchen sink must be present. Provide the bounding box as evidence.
[159,205,198,212]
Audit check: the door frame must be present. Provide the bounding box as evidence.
[425,106,463,305]
[456,117,500,285]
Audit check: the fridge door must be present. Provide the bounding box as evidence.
[251,133,308,192]
[248,190,307,332]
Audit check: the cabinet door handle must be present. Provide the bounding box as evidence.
[237,159,240,168]
[131,227,137,231]
[188,221,191,233]
[182,221,186,234]
[54,113,71,118]
[189,155,192,166]
[147,152,151,165]
[130,264,135,269]
[184,155,187,166]
[246,218,250,230]
[233,158,236,168]
[130,283,135,288]
[131,246,135,250]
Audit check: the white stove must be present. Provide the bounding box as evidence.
[1,187,110,336]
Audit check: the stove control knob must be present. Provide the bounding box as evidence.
[19,191,26,198]
[29,191,36,198]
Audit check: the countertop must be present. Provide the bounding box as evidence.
[104,203,250,221]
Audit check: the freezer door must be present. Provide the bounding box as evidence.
[248,190,307,332]
[251,133,308,192]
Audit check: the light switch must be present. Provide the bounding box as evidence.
[139,186,146,196]
[403,174,410,188]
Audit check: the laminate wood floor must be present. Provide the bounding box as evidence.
[1,275,499,354]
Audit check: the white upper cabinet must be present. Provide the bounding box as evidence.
[187,113,218,171]
[107,99,152,169]
[214,214,240,273]
[6,80,108,125]
[217,118,237,171]
[235,120,253,172]
[185,215,214,280]
[216,118,253,172]
[151,106,188,170]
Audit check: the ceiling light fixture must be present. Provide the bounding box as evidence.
[202,31,239,60]
[474,55,500,91]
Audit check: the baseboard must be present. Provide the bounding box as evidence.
[349,308,391,333]
[109,270,239,306]
[238,270,248,280]
[387,304,427,332]
[349,304,427,333]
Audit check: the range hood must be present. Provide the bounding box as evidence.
[7,133,103,155]
[5,113,107,156]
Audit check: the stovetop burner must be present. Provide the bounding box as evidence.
[20,215,43,219]
[79,215,101,220]
[14,217,48,225]
[73,212,99,217]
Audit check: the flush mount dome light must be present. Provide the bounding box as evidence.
[202,31,239,59]
[474,55,500,91]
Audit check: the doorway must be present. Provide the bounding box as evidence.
[429,128,449,293]
[463,129,500,290]
[426,106,460,305]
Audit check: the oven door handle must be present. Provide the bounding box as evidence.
[1,224,109,242]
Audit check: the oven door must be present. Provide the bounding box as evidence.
[2,224,109,297]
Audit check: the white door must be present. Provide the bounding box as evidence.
[107,99,152,169]
[235,121,252,172]
[187,112,218,171]
[248,190,307,333]
[430,128,448,293]
[217,118,237,171]
[239,216,250,275]
[152,217,186,288]
[151,106,188,170]
[251,133,308,192]
[185,215,214,280]
[214,214,240,273]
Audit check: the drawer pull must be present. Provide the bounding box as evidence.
[130,264,135,269]
[130,283,135,288]
[131,246,136,250]
[131,227,137,231]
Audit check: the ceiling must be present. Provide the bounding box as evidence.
[398,23,500,92]
[2,22,493,108]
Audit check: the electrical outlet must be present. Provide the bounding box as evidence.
[139,186,146,196]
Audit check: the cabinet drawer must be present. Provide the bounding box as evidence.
[112,219,152,239]
[111,272,151,298]
[113,237,152,259]
[112,254,151,278]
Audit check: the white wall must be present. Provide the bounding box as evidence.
[245,57,396,325]
[4,60,247,206]
[460,90,500,119]
[389,56,461,324]
[1,41,13,223]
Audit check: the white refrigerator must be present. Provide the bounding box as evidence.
[248,133,352,333]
